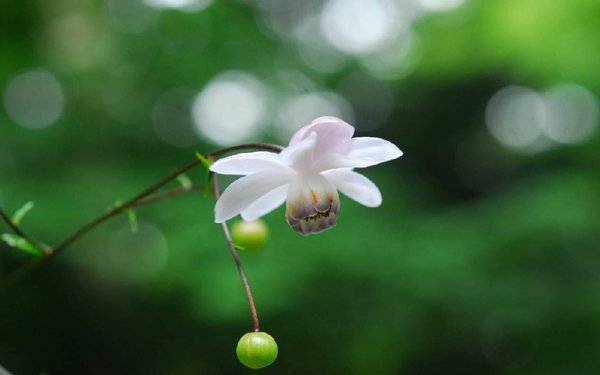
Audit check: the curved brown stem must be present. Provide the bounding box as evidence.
[50,143,282,257]
[0,208,29,239]
[49,159,201,257]
[131,185,203,208]
[0,143,283,291]
[212,171,260,332]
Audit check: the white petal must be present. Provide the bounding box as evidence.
[288,117,355,160]
[278,132,317,171]
[214,170,293,223]
[240,184,289,222]
[345,137,403,167]
[313,137,402,171]
[322,169,382,207]
[210,151,289,176]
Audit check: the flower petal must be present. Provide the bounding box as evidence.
[210,151,289,176]
[240,184,289,222]
[278,132,317,171]
[288,117,355,160]
[322,169,382,207]
[345,137,403,167]
[313,137,402,171]
[215,170,293,223]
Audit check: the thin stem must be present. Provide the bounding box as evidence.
[50,143,282,257]
[0,142,283,291]
[0,208,52,255]
[0,207,51,255]
[131,185,203,208]
[0,208,28,238]
[212,171,260,332]
[50,159,201,256]
[208,143,283,158]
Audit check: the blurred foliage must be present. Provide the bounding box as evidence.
[2,0,600,374]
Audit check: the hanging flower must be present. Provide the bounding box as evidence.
[210,116,403,235]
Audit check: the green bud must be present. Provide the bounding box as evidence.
[231,220,269,253]
[236,332,278,369]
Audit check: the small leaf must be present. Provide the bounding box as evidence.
[203,173,212,197]
[234,244,247,252]
[11,201,34,226]
[1,234,45,256]
[127,209,138,233]
[195,152,212,169]
[195,151,213,197]
[177,173,192,190]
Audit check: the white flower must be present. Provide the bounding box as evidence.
[210,116,403,235]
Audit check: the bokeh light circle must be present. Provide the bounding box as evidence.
[338,74,394,131]
[320,0,401,55]
[418,0,464,12]
[360,29,416,80]
[541,84,598,144]
[486,84,598,153]
[152,88,199,147]
[108,223,169,282]
[192,71,268,145]
[485,86,546,151]
[275,91,354,142]
[144,0,212,12]
[107,0,159,34]
[3,69,66,129]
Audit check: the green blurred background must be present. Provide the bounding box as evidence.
[2,0,600,374]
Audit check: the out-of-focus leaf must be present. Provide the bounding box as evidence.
[195,152,212,169]
[127,209,138,233]
[195,152,213,197]
[1,233,44,256]
[11,201,34,226]
[177,173,192,190]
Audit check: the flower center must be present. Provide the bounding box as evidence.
[286,179,340,235]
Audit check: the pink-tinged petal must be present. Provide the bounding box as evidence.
[240,184,289,222]
[313,137,402,171]
[322,169,382,207]
[215,170,294,223]
[278,132,317,171]
[210,151,290,176]
[288,117,355,160]
[345,137,402,166]
[288,116,347,145]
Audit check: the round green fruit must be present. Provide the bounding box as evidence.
[231,220,269,253]
[236,331,278,369]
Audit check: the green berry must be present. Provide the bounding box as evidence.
[236,332,278,369]
[231,220,269,253]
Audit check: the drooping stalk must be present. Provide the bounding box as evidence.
[212,170,261,332]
